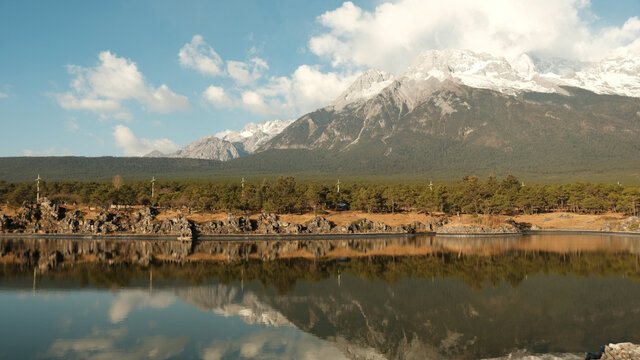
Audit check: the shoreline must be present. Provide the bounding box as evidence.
[3,200,640,239]
[2,228,640,240]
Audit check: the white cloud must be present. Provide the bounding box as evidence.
[113,125,180,156]
[288,65,356,112]
[201,328,349,360]
[54,51,190,119]
[179,34,224,76]
[203,65,356,118]
[203,85,235,108]
[242,65,357,117]
[183,33,355,119]
[227,57,269,86]
[241,90,275,116]
[0,91,7,98]
[50,331,188,360]
[110,290,177,323]
[309,0,640,73]
[56,93,121,112]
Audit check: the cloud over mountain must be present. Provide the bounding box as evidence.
[113,125,180,156]
[183,35,357,119]
[309,0,640,73]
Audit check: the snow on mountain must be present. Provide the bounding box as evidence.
[562,49,640,98]
[145,48,640,160]
[174,285,292,327]
[402,49,559,95]
[336,49,640,102]
[332,69,394,108]
[528,55,590,76]
[143,119,293,160]
[171,135,240,161]
[216,119,294,153]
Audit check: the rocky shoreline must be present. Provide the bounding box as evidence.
[589,342,640,360]
[0,198,527,238]
[5,198,640,239]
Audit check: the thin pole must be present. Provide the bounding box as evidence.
[35,174,42,203]
[151,177,156,198]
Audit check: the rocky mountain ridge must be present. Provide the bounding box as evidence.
[145,119,293,161]
[258,48,640,176]
[328,48,640,106]
[144,48,640,170]
[216,119,294,153]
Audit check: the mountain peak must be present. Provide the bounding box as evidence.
[332,68,394,108]
[562,49,640,98]
[402,49,559,95]
[216,119,294,153]
[172,135,240,161]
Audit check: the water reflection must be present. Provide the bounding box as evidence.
[49,332,189,360]
[1,234,640,359]
[2,234,640,270]
[110,290,176,323]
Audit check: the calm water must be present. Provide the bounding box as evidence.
[1,234,640,360]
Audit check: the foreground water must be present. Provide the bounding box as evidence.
[1,234,640,359]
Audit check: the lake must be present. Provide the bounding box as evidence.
[1,234,639,359]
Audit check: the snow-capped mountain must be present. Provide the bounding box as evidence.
[216,119,294,153]
[171,135,240,161]
[400,49,561,96]
[174,285,292,327]
[562,49,640,98]
[147,47,640,163]
[528,55,590,76]
[328,48,640,111]
[260,47,640,177]
[332,69,394,109]
[143,119,294,161]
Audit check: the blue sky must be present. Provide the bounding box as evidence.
[0,0,638,157]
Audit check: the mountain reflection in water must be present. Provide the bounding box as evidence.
[0,234,639,360]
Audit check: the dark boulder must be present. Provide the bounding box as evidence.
[277,221,303,234]
[222,213,252,233]
[131,207,158,234]
[196,220,225,235]
[57,210,82,233]
[305,216,334,233]
[159,215,194,238]
[0,214,10,232]
[256,212,279,234]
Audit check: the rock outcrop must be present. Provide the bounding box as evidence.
[437,223,521,234]
[600,342,640,359]
[602,216,640,232]
[305,216,334,233]
[158,215,194,239]
[0,199,528,237]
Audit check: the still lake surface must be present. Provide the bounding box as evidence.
[1,234,639,359]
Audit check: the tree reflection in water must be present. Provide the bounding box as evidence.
[1,234,639,359]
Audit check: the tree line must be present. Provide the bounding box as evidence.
[1,175,639,215]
